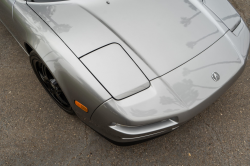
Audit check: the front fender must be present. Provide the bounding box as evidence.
[13,1,111,120]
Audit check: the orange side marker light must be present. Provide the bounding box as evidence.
[75,100,88,113]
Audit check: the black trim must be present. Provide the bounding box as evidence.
[27,0,67,2]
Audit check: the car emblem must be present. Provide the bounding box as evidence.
[211,72,220,82]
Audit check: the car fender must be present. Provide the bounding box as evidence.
[13,0,111,121]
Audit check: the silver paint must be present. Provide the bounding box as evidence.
[80,44,150,100]
[110,119,178,136]
[203,0,241,31]
[27,1,158,80]
[92,28,249,142]
[28,0,229,77]
[10,0,112,121]
[0,0,249,143]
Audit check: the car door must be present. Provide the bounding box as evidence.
[0,0,17,34]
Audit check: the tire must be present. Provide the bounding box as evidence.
[29,50,75,115]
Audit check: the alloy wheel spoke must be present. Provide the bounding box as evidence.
[37,62,50,86]
[42,65,49,81]
[40,74,49,83]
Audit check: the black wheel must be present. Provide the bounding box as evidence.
[30,50,75,114]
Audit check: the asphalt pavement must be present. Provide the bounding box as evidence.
[1,0,250,165]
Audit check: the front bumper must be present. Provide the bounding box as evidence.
[91,20,250,143]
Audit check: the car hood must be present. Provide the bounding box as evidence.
[28,0,228,77]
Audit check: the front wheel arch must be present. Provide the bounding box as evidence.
[29,50,75,115]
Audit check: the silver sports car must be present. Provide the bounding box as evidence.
[0,0,249,143]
